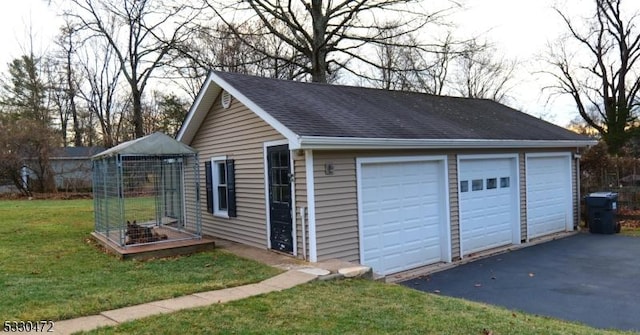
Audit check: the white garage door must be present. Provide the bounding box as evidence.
[459,157,519,256]
[526,154,573,239]
[359,158,448,275]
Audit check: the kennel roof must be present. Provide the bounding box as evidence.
[92,132,197,160]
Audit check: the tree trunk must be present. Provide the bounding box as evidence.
[132,88,144,138]
[310,0,328,83]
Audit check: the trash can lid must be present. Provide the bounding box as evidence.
[588,192,617,198]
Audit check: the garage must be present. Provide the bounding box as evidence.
[526,153,573,239]
[357,157,450,275]
[459,155,520,256]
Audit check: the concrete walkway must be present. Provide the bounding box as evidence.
[52,269,318,334]
[45,238,369,335]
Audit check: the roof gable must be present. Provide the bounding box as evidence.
[178,71,595,149]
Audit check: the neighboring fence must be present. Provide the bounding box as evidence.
[581,186,640,226]
[583,186,640,210]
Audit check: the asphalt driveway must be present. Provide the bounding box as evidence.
[401,233,640,331]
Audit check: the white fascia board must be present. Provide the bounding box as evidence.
[177,72,300,146]
[292,136,598,150]
[177,72,221,144]
[208,72,300,145]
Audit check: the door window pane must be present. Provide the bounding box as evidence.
[487,178,497,189]
[500,177,510,188]
[460,180,469,192]
[472,179,483,191]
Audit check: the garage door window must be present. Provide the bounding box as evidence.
[472,179,483,191]
[460,180,469,192]
[500,177,510,188]
[487,178,497,189]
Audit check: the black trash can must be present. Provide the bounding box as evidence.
[585,192,620,234]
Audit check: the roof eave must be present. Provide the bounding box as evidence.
[292,136,598,150]
[177,72,221,145]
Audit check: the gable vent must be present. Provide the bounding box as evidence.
[221,90,232,108]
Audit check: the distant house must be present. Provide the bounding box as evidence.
[177,71,596,276]
[22,146,105,192]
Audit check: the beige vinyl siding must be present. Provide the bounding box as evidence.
[519,152,527,241]
[313,152,359,262]
[190,94,285,248]
[448,154,461,260]
[294,156,308,259]
[309,148,579,266]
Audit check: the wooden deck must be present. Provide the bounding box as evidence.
[91,231,215,260]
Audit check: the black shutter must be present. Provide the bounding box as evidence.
[226,159,237,217]
[204,161,213,214]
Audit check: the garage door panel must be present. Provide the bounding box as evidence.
[460,158,518,255]
[527,155,571,239]
[360,159,447,275]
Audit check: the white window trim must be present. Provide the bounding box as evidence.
[211,156,229,218]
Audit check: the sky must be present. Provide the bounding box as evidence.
[0,0,630,128]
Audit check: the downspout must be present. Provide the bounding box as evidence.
[290,154,297,257]
[301,207,307,261]
[305,149,318,262]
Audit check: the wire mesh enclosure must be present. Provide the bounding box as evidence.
[92,133,201,248]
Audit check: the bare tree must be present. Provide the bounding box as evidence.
[174,20,304,98]
[54,20,83,146]
[370,29,513,100]
[46,58,72,146]
[208,0,456,83]
[76,33,125,148]
[370,26,435,92]
[451,40,516,103]
[545,0,640,154]
[68,0,201,138]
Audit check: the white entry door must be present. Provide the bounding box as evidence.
[358,157,449,275]
[459,156,519,256]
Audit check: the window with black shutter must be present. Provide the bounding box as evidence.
[207,157,236,218]
[204,161,213,213]
[226,160,236,217]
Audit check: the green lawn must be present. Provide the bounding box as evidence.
[3,199,637,334]
[0,199,281,321]
[83,279,634,335]
[620,226,640,237]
